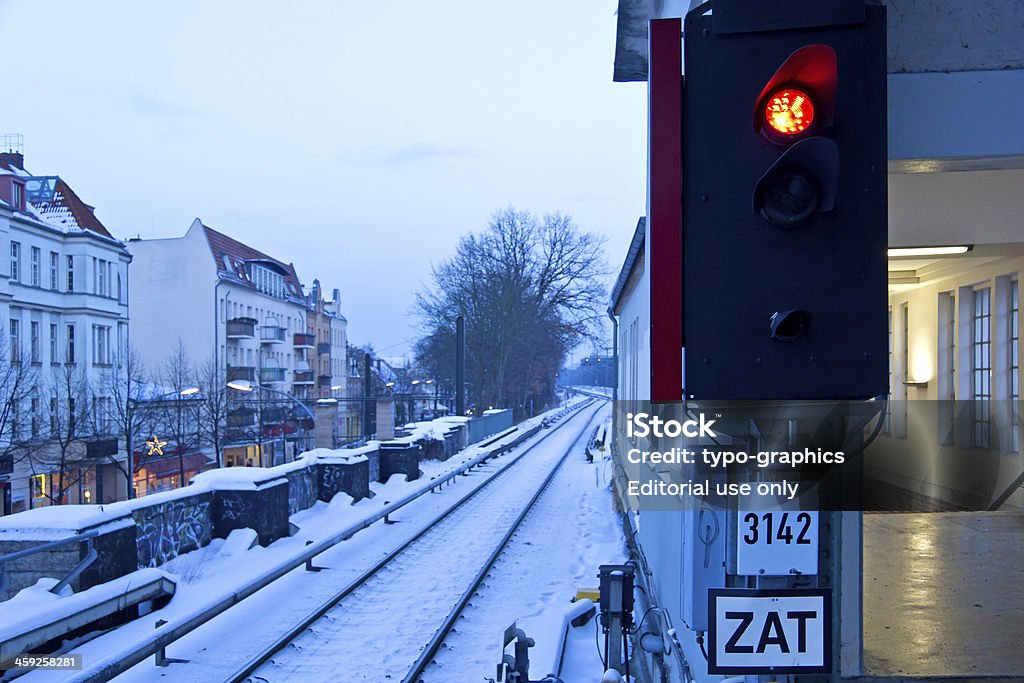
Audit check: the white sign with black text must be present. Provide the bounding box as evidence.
[708,589,831,674]
[736,509,818,576]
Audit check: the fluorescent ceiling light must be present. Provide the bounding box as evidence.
[887,245,971,257]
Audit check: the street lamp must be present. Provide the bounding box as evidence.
[226,380,316,463]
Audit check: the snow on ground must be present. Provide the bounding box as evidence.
[14,402,592,683]
[245,406,605,682]
[426,403,628,683]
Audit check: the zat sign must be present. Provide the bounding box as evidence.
[709,589,831,674]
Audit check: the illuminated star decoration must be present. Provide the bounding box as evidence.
[146,435,167,456]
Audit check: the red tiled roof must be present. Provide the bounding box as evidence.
[0,159,113,238]
[32,177,113,237]
[202,223,303,297]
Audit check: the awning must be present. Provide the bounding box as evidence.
[136,453,212,479]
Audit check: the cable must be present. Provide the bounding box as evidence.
[695,631,709,662]
[595,614,606,668]
[630,606,658,635]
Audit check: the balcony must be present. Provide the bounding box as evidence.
[317,342,331,355]
[260,367,286,383]
[227,407,256,429]
[293,370,315,385]
[260,326,286,344]
[226,366,256,383]
[226,317,257,339]
[293,333,316,349]
[317,375,333,388]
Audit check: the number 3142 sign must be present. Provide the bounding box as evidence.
[736,510,818,576]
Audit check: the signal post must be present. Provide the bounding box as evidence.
[643,1,888,680]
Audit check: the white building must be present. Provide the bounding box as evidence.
[0,148,132,514]
[128,218,345,466]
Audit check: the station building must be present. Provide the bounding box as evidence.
[608,1,1024,680]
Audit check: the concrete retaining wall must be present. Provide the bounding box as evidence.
[0,412,526,599]
[467,410,514,444]
[318,458,371,503]
[379,444,422,482]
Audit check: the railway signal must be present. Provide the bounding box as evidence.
[680,1,888,400]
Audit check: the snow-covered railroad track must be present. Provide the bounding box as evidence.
[236,403,604,683]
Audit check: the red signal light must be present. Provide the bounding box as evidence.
[764,88,815,137]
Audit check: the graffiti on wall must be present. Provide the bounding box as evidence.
[320,461,370,502]
[218,494,256,522]
[135,496,212,568]
[288,469,316,516]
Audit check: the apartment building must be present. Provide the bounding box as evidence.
[128,218,345,467]
[0,147,131,514]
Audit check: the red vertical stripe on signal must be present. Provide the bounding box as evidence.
[649,18,683,402]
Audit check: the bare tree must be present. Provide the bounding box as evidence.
[416,208,606,418]
[154,340,202,488]
[13,364,92,505]
[102,346,150,499]
[0,335,38,479]
[195,356,229,468]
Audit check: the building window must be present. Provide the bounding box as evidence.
[92,325,110,366]
[66,256,74,291]
[30,247,40,286]
[117,323,126,367]
[972,286,992,448]
[49,252,59,290]
[30,474,46,508]
[66,324,76,364]
[9,319,19,362]
[96,258,107,296]
[30,396,39,439]
[10,242,20,282]
[1010,280,1019,454]
[12,182,23,210]
[30,321,39,363]
[49,323,58,365]
[938,291,956,444]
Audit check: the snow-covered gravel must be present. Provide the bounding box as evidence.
[248,404,605,682]
[426,406,627,682]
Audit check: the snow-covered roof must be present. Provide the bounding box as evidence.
[201,222,304,300]
[0,161,115,238]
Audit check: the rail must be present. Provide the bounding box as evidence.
[64,400,597,682]
[229,399,601,681]
[402,402,599,682]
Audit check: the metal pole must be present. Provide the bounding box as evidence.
[363,353,372,438]
[455,316,465,416]
[126,399,135,500]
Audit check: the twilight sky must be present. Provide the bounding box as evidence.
[1,1,646,358]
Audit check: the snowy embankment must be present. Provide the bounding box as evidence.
[426,404,628,683]
[13,401,593,683]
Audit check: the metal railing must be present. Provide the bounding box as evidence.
[0,530,99,600]
[259,326,286,343]
[225,318,256,338]
[293,333,315,348]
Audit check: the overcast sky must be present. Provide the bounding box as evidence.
[1,1,646,359]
